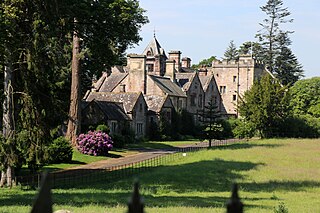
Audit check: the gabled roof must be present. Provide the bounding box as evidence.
[144,95,173,113]
[85,92,143,113]
[97,73,128,92]
[149,75,187,98]
[199,74,215,92]
[83,100,130,121]
[142,36,167,58]
[176,72,197,91]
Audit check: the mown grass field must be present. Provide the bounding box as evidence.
[1,138,319,213]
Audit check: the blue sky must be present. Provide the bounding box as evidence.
[128,0,320,78]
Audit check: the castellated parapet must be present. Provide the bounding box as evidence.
[208,55,264,116]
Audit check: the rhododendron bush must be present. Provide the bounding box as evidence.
[77,131,113,156]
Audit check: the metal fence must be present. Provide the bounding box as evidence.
[26,139,244,212]
[17,139,240,189]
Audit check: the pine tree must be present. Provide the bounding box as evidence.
[224,40,239,60]
[256,0,303,85]
[199,100,223,147]
[274,32,304,85]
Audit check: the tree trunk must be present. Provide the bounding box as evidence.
[66,21,81,146]
[1,65,15,187]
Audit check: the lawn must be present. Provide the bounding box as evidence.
[0,138,319,213]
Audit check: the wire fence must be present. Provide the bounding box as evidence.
[16,139,240,189]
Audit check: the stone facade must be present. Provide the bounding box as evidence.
[83,36,266,137]
[209,55,264,116]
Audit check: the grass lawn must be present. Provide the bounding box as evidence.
[1,138,319,212]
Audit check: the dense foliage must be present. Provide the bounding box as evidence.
[289,77,320,118]
[238,74,291,138]
[48,137,73,164]
[0,0,148,185]
[77,131,113,156]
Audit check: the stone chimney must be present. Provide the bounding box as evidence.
[168,51,181,72]
[182,57,191,68]
[198,65,208,76]
[165,60,176,82]
[127,54,147,94]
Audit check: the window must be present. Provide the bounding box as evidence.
[147,51,152,56]
[120,84,126,92]
[220,86,226,94]
[198,94,202,107]
[214,96,218,104]
[190,94,196,106]
[233,76,237,83]
[139,103,143,112]
[111,121,117,133]
[233,94,237,101]
[147,64,154,72]
[136,123,143,135]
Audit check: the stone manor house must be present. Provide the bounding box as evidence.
[82,36,265,137]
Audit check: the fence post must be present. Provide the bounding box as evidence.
[226,183,243,213]
[128,180,144,213]
[30,172,53,213]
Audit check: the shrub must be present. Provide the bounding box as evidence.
[77,131,113,156]
[96,124,110,133]
[48,137,73,163]
[228,118,255,139]
[111,134,126,148]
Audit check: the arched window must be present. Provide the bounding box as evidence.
[147,51,152,56]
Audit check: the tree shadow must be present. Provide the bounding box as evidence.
[210,142,284,150]
[2,157,319,211]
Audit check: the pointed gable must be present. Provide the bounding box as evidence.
[142,36,167,58]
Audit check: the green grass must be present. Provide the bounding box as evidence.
[1,138,319,213]
[42,148,138,171]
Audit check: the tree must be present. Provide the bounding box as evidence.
[64,0,149,144]
[238,41,264,60]
[238,74,291,138]
[274,32,304,85]
[199,100,223,147]
[256,0,303,85]
[289,77,320,118]
[224,40,238,61]
[0,0,72,186]
[191,56,217,69]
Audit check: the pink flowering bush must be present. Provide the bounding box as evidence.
[77,131,113,156]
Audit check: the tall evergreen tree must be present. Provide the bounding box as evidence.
[256,0,303,85]
[224,40,239,60]
[274,32,303,85]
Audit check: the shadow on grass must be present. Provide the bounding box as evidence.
[2,157,319,210]
[210,142,285,150]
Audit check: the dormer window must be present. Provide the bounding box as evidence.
[147,51,153,56]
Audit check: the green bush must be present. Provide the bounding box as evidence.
[111,134,126,148]
[48,137,73,163]
[228,118,255,139]
[96,124,110,133]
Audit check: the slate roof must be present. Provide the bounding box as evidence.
[142,36,167,58]
[149,75,187,98]
[84,100,130,121]
[176,72,196,91]
[97,73,128,92]
[199,75,214,92]
[144,95,166,113]
[85,92,142,113]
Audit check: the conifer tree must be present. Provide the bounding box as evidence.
[224,40,239,61]
[256,0,303,84]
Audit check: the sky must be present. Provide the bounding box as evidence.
[128,0,320,78]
